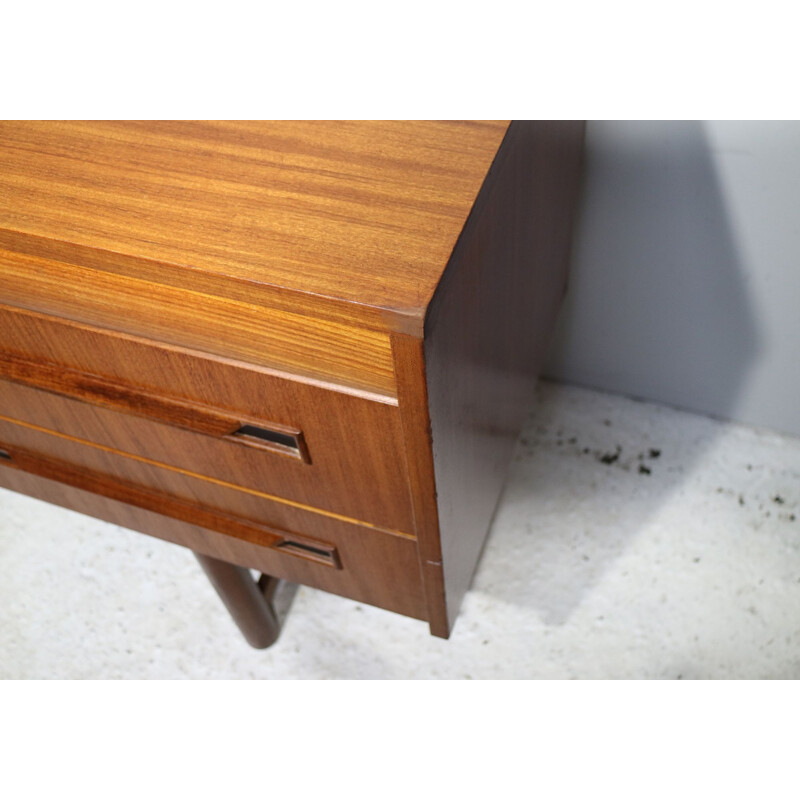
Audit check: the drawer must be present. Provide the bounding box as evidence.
[0,243,397,397]
[0,425,427,621]
[0,303,414,533]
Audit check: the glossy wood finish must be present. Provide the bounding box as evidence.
[0,463,427,621]
[195,553,282,649]
[0,438,342,568]
[0,413,412,539]
[417,120,586,632]
[0,121,585,643]
[390,333,448,637]
[0,300,394,403]
[0,247,396,396]
[0,305,415,532]
[0,351,309,461]
[0,121,509,334]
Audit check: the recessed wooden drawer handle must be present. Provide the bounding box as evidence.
[225,424,306,457]
[0,442,339,568]
[275,538,338,564]
[0,352,310,462]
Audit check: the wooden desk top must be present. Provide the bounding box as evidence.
[0,119,585,641]
[0,121,509,332]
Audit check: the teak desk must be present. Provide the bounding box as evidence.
[0,121,584,646]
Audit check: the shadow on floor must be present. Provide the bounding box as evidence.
[477,122,762,626]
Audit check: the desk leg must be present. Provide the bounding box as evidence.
[194,552,282,649]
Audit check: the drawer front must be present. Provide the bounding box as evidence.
[0,303,414,534]
[0,244,397,398]
[0,428,427,621]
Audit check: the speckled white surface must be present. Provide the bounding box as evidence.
[1,381,799,679]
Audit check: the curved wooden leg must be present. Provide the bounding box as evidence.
[194,552,282,649]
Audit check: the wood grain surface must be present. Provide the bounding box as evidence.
[0,351,309,461]
[390,333,448,637]
[0,121,509,332]
[0,465,428,621]
[0,438,341,569]
[0,394,415,536]
[421,121,586,632]
[0,248,396,396]
[0,120,585,640]
[0,304,414,532]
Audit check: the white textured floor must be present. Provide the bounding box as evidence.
[1,381,799,679]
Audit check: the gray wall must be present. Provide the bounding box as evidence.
[544,121,800,438]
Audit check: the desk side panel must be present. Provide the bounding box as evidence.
[423,121,586,633]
